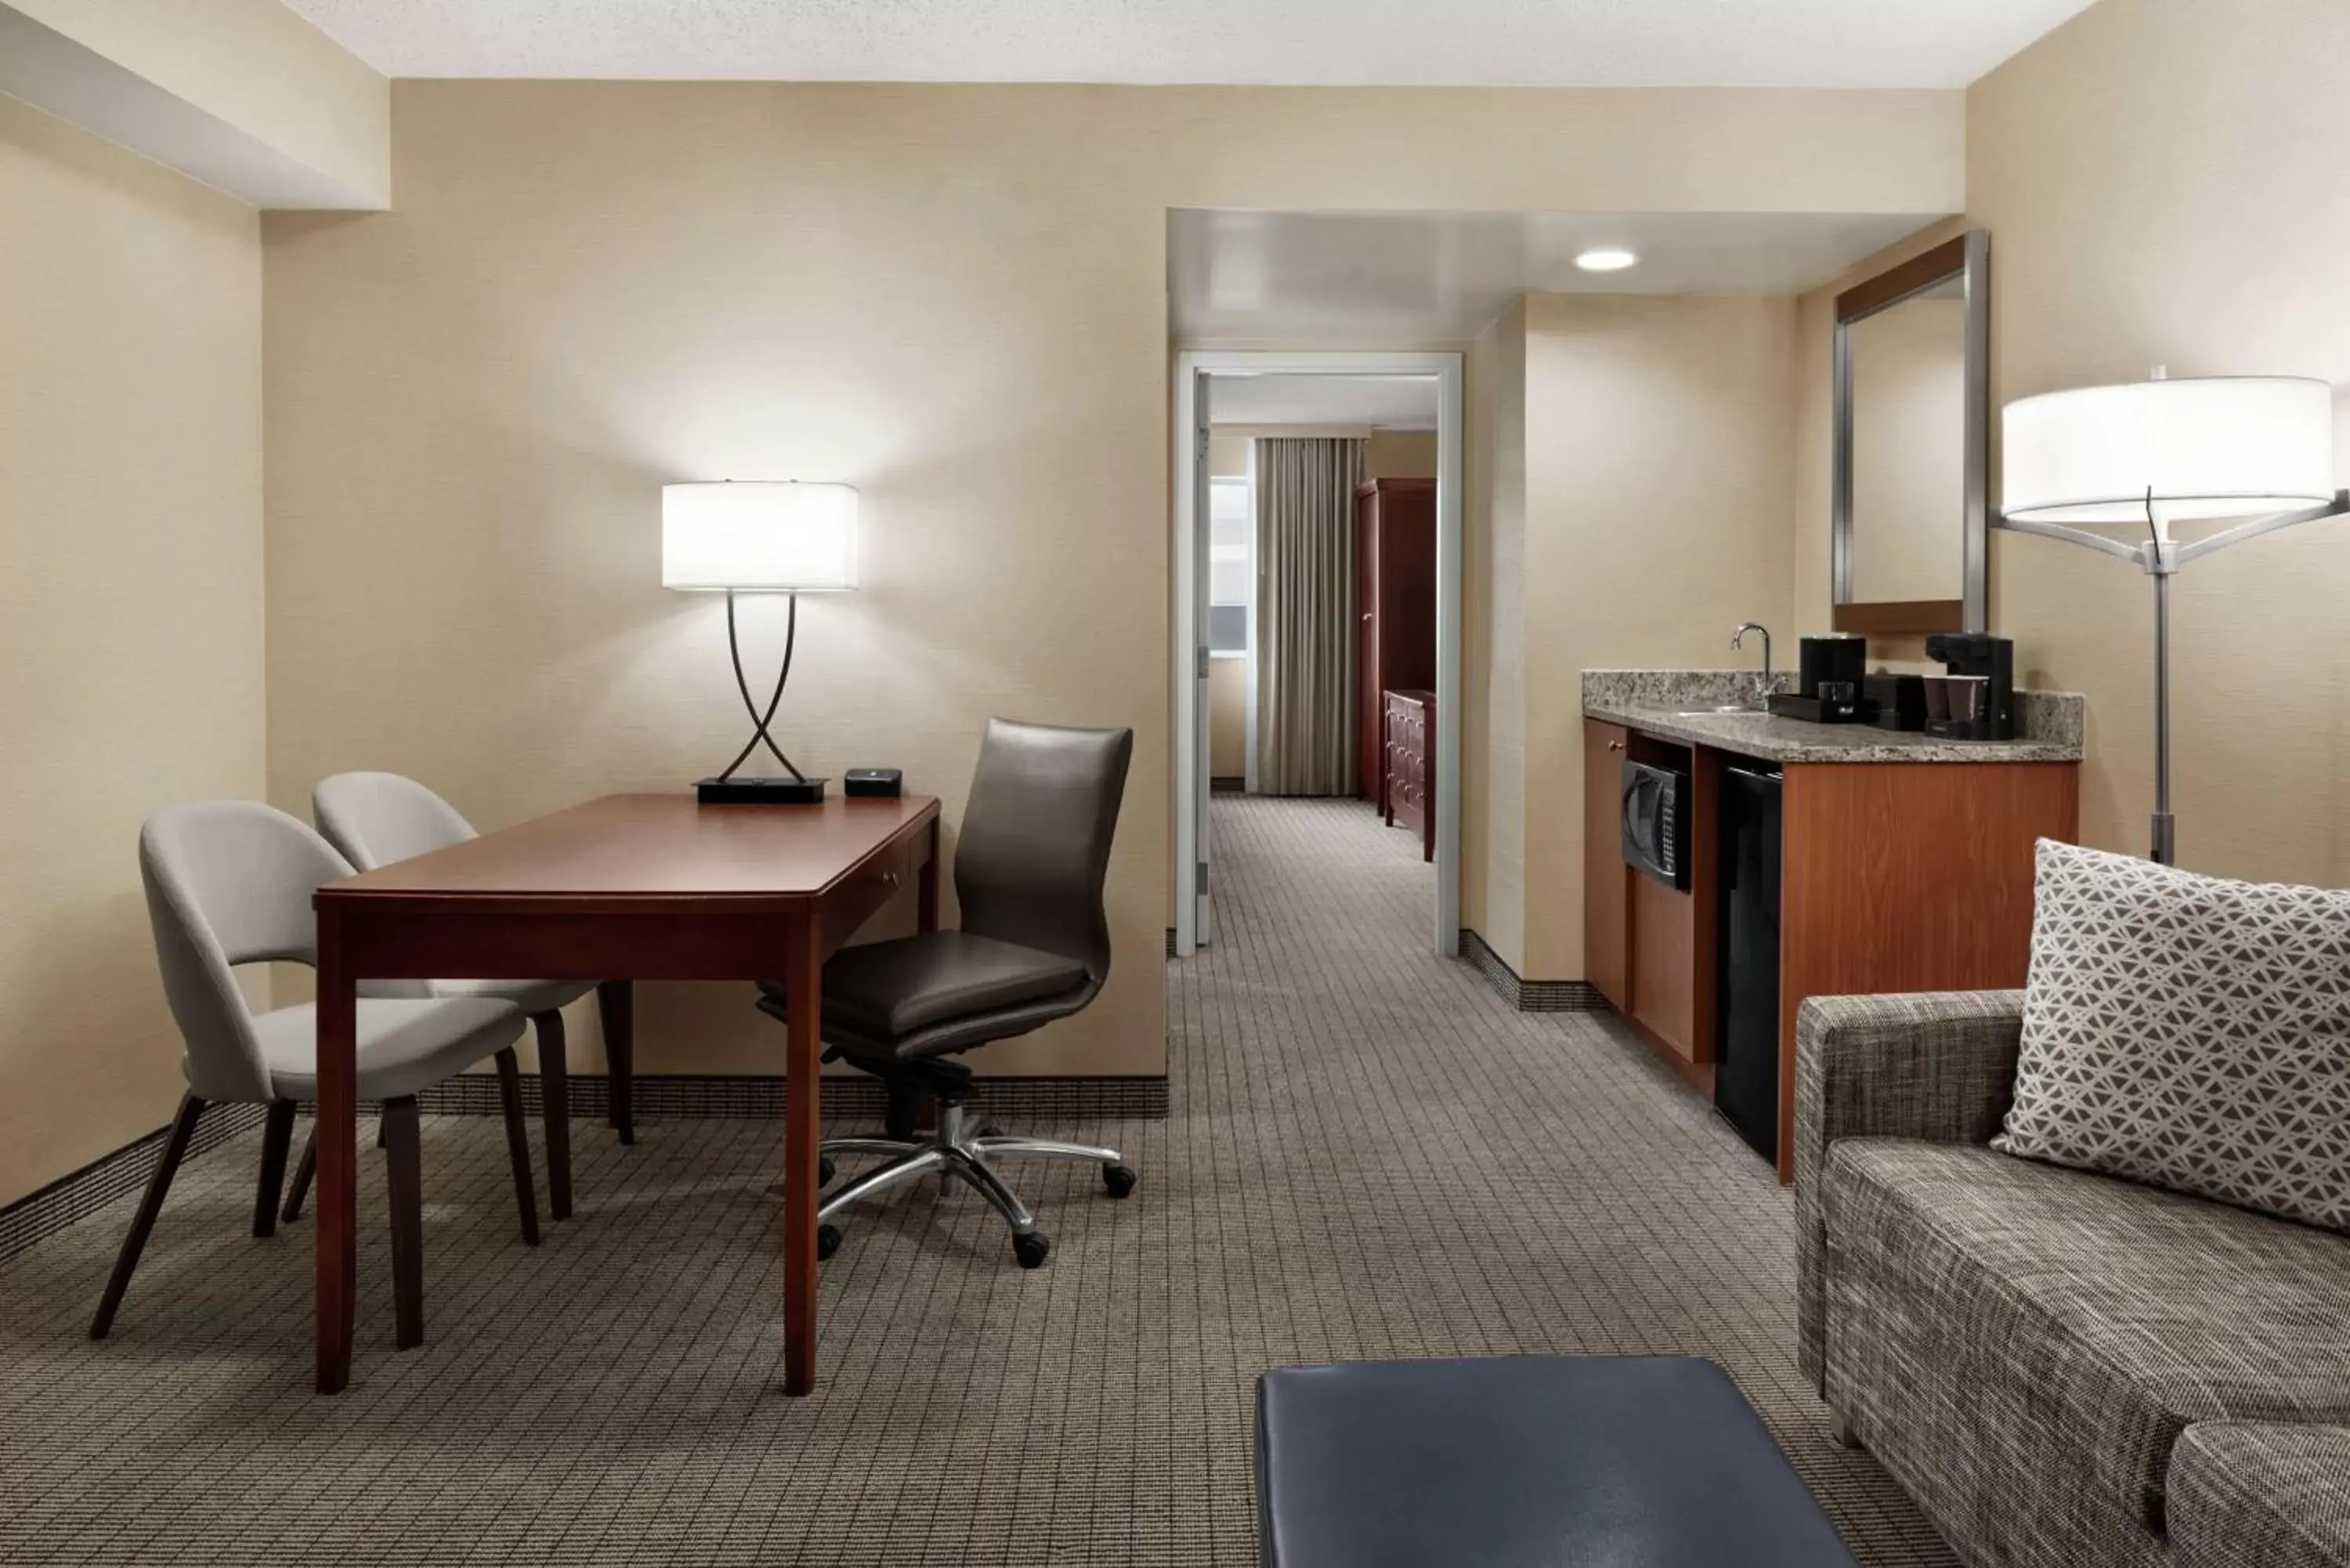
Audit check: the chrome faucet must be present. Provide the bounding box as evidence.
[1731,623,1773,706]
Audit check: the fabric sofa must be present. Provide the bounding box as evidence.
[1794,991,2350,1568]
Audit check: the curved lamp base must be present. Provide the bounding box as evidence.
[697,775,827,804]
[698,590,826,805]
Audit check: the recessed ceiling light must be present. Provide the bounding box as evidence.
[1575,247,1639,273]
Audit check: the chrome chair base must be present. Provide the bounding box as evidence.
[817,1101,1135,1268]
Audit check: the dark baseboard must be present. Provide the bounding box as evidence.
[1457,930,1606,1013]
[0,1075,1167,1266]
[1209,776,1246,794]
[411,1071,1170,1124]
[0,1102,266,1266]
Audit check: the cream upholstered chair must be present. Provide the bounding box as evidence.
[94,802,539,1348]
[312,771,606,1220]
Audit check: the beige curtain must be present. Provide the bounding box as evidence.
[1253,437,1367,796]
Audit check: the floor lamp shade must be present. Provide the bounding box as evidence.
[662,482,859,592]
[1996,374,2345,867]
[2001,376,2335,525]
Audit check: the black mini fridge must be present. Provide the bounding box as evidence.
[1716,764,1783,1161]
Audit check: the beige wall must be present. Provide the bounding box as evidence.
[1366,429,1437,478]
[1964,0,2350,885]
[266,81,1955,1075]
[1463,304,1527,968]
[1515,296,1798,980]
[9,0,390,207]
[1791,0,2350,886]
[0,96,266,1205]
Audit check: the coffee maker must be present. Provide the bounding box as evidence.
[1767,634,1870,723]
[1923,633,2016,740]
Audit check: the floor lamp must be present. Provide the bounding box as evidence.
[1997,374,2346,865]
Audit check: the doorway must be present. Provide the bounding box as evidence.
[1170,352,1465,959]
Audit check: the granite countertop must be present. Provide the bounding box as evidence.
[1582,670,2085,764]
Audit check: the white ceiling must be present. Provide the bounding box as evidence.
[1170,208,1948,341]
[1209,375,1440,431]
[283,0,2093,87]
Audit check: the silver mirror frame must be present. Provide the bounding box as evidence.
[1831,228,1990,634]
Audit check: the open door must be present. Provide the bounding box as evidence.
[1191,369,1213,946]
[1171,351,1462,961]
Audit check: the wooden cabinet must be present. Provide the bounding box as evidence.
[1354,479,1436,801]
[1601,731,1720,1080]
[1383,690,1434,861]
[1582,721,2079,1180]
[1582,720,1630,1011]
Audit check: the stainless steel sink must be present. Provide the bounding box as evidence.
[1671,706,1762,716]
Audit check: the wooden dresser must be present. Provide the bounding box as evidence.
[1383,689,1435,862]
[1354,479,1435,802]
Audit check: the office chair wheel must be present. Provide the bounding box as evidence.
[819,1154,836,1187]
[816,1223,842,1261]
[1101,1163,1137,1199]
[1012,1231,1050,1269]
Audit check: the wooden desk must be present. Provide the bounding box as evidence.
[309,792,941,1395]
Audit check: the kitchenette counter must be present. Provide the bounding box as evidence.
[1582,670,2084,764]
[1578,667,2084,1181]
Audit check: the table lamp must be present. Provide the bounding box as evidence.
[1997,373,2345,863]
[663,480,859,804]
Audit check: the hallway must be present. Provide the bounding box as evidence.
[1173,793,1953,1565]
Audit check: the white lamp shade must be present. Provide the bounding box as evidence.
[661,482,859,591]
[2001,376,2335,525]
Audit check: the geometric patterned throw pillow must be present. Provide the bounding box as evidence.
[1993,839,2350,1233]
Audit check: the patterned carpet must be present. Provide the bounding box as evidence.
[0,794,1953,1565]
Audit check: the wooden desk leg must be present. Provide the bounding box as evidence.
[535,1011,572,1221]
[782,909,822,1396]
[919,817,939,934]
[597,981,635,1146]
[315,907,359,1394]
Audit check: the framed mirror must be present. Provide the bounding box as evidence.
[1832,229,1989,634]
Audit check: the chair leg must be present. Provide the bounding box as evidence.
[494,1047,541,1245]
[971,1134,1129,1168]
[91,1093,205,1339]
[382,1096,425,1349]
[597,981,634,1145]
[815,1147,947,1224]
[253,1100,297,1237]
[533,1011,572,1220]
[283,1126,317,1223]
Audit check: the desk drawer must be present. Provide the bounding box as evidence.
[822,834,918,953]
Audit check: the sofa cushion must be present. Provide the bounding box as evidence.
[1824,1139,2350,1534]
[1995,839,2350,1234]
[2168,1423,2350,1568]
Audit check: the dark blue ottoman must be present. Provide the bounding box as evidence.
[1256,1356,1859,1567]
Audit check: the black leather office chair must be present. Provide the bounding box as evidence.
[756,718,1135,1268]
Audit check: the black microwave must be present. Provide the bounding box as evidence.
[1621,760,1688,889]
